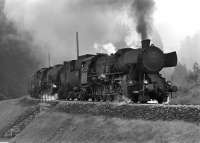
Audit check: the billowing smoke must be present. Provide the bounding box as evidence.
[4,0,134,64]
[4,0,161,64]
[130,0,155,40]
[0,7,42,99]
[4,0,163,65]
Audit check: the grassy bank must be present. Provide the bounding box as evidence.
[12,110,200,143]
[1,97,200,143]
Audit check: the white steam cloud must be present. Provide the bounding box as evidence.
[94,43,116,55]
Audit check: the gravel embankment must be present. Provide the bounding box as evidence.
[55,101,200,123]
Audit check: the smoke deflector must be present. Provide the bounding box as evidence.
[164,52,177,67]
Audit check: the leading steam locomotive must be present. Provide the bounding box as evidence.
[28,39,177,103]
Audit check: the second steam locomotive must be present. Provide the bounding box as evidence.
[29,39,177,103]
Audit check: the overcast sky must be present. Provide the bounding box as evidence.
[4,0,200,68]
[154,0,200,50]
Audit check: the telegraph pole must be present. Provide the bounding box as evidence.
[76,32,79,60]
[48,49,51,67]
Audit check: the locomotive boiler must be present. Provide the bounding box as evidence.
[29,39,177,103]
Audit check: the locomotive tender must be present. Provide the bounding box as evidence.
[29,39,177,103]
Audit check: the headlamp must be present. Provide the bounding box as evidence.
[144,80,148,84]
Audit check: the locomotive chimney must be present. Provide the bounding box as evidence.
[141,39,150,49]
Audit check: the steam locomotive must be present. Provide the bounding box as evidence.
[28,39,177,103]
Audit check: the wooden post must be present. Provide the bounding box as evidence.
[48,51,51,67]
[76,32,79,60]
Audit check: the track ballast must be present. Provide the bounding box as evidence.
[53,100,200,123]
